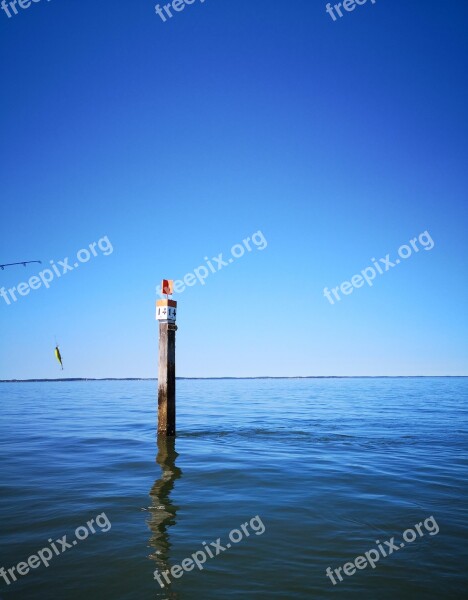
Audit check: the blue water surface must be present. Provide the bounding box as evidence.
[0,378,467,599]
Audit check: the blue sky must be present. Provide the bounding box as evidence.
[0,0,467,378]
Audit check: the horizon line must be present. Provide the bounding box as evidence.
[1,375,467,383]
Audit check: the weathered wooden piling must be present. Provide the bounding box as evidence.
[156,283,177,436]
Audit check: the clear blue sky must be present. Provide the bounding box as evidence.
[0,0,467,378]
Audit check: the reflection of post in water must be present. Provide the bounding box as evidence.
[148,435,182,593]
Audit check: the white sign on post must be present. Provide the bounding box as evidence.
[156,306,177,321]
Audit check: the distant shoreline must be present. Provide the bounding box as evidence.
[0,376,466,383]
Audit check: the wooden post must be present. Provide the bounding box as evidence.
[156,296,177,436]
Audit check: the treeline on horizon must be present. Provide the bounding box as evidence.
[1,376,465,383]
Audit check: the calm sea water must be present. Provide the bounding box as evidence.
[0,379,467,599]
